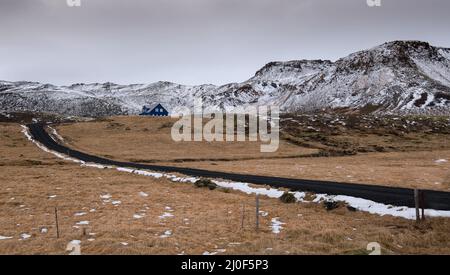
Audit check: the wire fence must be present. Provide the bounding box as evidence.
[0,196,284,245]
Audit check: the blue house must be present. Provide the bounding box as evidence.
[140,103,169,116]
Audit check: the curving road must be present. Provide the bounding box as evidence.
[27,123,450,211]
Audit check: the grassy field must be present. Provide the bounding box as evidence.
[55,116,318,163]
[55,115,450,191]
[1,122,450,254]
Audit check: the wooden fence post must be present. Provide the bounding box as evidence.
[55,207,60,238]
[255,194,260,231]
[241,203,245,230]
[414,189,420,222]
[420,191,426,221]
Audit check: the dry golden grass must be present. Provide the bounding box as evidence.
[167,150,450,191]
[0,122,450,255]
[56,116,318,163]
[56,117,450,191]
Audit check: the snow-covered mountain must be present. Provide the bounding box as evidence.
[1,41,449,117]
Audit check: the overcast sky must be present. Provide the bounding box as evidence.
[1,0,449,86]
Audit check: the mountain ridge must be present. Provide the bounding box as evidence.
[1,40,449,117]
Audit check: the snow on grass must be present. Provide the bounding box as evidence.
[212,180,285,198]
[76,221,89,225]
[23,125,450,220]
[315,194,450,219]
[159,230,172,238]
[202,251,218,255]
[74,212,87,217]
[435,159,448,164]
[159,212,174,219]
[0,236,13,240]
[100,193,121,206]
[100,194,112,200]
[133,214,145,219]
[20,233,31,240]
[203,248,227,255]
[70,240,81,245]
[259,211,269,217]
[82,163,113,169]
[270,218,285,234]
[117,167,163,178]
[139,191,149,197]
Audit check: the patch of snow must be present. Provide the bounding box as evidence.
[160,230,172,238]
[213,180,285,198]
[20,233,31,240]
[271,218,285,234]
[159,212,174,219]
[313,194,450,220]
[74,212,87,217]
[76,221,89,225]
[435,159,448,164]
[259,211,269,217]
[117,167,163,178]
[82,163,112,169]
[70,240,81,245]
[0,236,13,240]
[100,194,112,199]
[139,191,149,197]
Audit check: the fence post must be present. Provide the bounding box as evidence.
[255,195,260,231]
[241,203,245,230]
[420,191,426,221]
[414,189,420,222]
[55,207,60,238]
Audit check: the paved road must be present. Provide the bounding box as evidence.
[27,123,450,210]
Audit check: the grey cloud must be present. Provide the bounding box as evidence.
[0,0,449,85]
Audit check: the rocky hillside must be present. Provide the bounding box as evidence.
[1,41,449,117]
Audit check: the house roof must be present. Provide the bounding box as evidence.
[143,103,168,111]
